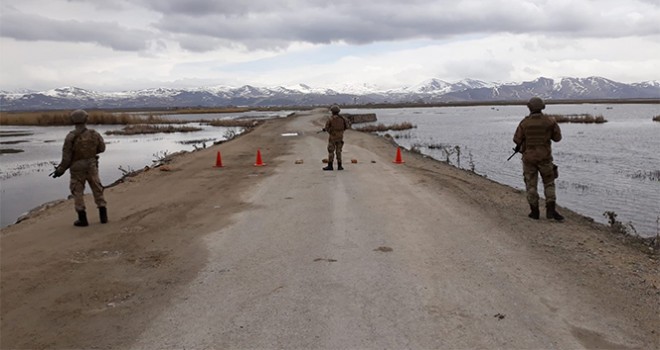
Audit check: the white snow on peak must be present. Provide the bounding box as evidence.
[331,83,382,95]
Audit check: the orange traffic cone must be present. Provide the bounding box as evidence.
[393,147,404,164]
[214,151,223,167]
[254,149,266,166]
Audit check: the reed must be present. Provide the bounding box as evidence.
[105,124,202,135]
[205,119,261,127]
[156,107,251,115]
[0,111,182,126]
[355,122,415,132]
[546,113,607,124]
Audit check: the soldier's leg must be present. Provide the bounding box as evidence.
[540,162,563,221]
[336,140,344,170]
[324,140,335,170]
[69,170,89,226]
[88,166,106,208]
[539,162,557,204]
[523,162,540,206]
[69,171,86,212]
[335,140,343,162]
[87,165,108,223]
[327,140,336,164]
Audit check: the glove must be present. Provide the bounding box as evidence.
[514,143,521,153]
[51,168,65,178]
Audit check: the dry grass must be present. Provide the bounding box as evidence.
[105,125,202,135]
[158,107,251,115]
[546,113,607,124]
[355,122,415,132]
[205,119,261,127]
[0,111,182,126]
[653,115,660,122]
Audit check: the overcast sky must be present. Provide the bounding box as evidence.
[1,0,659,92]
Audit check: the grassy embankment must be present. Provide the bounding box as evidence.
[353,122,415,132]
[0,111,261,135]
[547,114,607,124]
[0,111,178,126]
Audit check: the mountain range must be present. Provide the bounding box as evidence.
[1,77,658,111]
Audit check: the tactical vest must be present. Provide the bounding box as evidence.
[72,129,100,161]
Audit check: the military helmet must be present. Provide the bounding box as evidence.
[527,97,545,112]
[70,109,88,124]
[330,105,341,114]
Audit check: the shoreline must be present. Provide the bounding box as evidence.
[5,119,659,250]
[2,98,659,115]
[1,111,658,349]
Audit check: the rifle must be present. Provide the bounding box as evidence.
[317,128,327,134]
[507,143,522,161]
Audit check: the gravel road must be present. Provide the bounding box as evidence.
[2,110,658,349]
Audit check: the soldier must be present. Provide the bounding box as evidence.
[51,109,108,226]
[322,105,350,171]
[513,97,564,221]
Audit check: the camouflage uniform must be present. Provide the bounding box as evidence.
[53,110,107,226]
[513,97,564,220]
[323,105,350,170]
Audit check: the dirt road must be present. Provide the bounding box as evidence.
[1,110,658,349]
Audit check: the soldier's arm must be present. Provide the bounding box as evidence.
[551,122,562,142]
[57,132,75,171]
[95,131,106,154]
[513,122,525,145]
[324,119,331,132]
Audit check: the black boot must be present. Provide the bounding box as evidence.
[99,207,108,224]
[546,202,565,221]
[323,161,333,171]
[337,161,344,170]
[74,210,89,227]
[528,204,540,220]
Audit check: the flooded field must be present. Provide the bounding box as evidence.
[344,104,660,238]
[0,111,293,228]
[2,105,658,237]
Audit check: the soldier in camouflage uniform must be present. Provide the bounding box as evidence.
[323,105,350,171]
[52,109,108,226]
[513,97,564,221]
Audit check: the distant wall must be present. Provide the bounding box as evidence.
[342,113,377,124]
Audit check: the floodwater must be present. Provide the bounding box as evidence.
[1,106,658,237]
[344,104,660,238]
[0,111,293,228]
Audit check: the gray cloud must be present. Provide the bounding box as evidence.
[0,7,154,51]
[141,0,660,51]
[2,0,658,53]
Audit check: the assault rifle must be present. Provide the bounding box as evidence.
[507,143,522,161]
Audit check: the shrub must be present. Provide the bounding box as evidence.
[0,111,181,126]
[105,124,202,135]
[547,114,607,124]
[355,122,415,132]
[205,119,261,127]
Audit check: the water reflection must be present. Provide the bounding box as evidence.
[0,111,293,228]
[344,104,660,238]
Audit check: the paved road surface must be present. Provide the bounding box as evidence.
[130,112,646,349]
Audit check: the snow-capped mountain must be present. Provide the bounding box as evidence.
[0,77,658,111]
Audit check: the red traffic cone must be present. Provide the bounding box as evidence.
[213,151,223,167]
[393,147,404,164]
[254,149,266,166]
